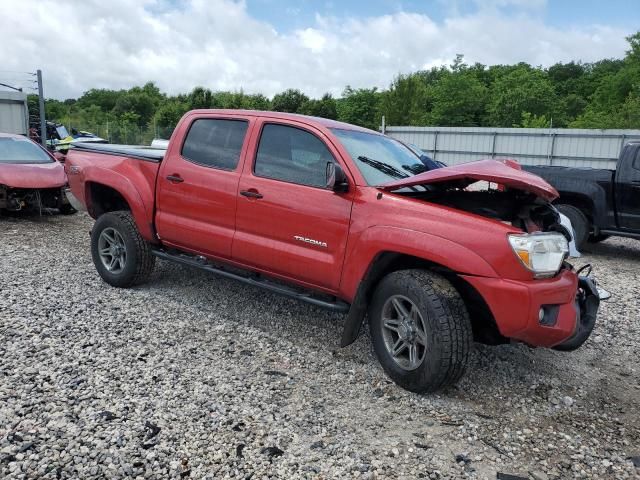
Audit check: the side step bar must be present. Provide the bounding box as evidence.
[151,249,350,313]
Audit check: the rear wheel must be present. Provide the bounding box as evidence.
[369,269,472,393]
[91,211,155,287]
[556,204,589,250]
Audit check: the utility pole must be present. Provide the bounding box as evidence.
[37,69,46,148]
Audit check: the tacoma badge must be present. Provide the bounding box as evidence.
[293,235,328,248]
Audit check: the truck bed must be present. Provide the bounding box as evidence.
[525,165,614,184]
[71,143,166,162]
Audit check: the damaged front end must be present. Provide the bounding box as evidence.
[380,159,603,349]
[0,184,71,214]
[553,274,600,351]
[380,159,575,242]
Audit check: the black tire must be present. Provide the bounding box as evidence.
[556,204,589,250]
[59,203,77,215]
[368,269,472,393]
[588,233,610,244]
[91,211,155,288]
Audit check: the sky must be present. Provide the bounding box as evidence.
[0,0,637,100]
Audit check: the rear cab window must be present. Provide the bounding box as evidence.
[181,118,248,170]
[254,123,334,188]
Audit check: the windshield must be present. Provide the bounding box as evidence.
[331,129,427,185]
[0,137,53,164]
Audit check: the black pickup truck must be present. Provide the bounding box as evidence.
[526,141,640,249]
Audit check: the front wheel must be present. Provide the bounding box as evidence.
[369,269,472,393]
[91,211,155,288]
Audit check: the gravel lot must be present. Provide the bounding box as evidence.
[1,212,639,479]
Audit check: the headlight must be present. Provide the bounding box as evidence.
[508,233,569,278]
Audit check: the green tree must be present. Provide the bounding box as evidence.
[428,70,488,126]
[380,73,428,125]
[244,93,271,110]
[271,88,309,113]
[76,88,123,112]
[488,65,559,127]
[300,93,338,119]
[154,100,190,127]
[571,31,640,128]
[188,86,213,109]
[336,86,381,130]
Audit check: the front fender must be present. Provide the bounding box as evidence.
[339,225,498,301]
[338,226,499,347]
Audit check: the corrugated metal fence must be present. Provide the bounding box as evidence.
[383,126,640,169]
[0,91,29,136]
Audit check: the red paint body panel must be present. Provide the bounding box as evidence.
[462,269,579,347]
[65,110,585,349]
[155,112,255,258]
[232,117,354,290]
[0,161,66,188]
[380,159,559,202]
[65,151,159,241]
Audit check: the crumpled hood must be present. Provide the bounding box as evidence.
[0,161,66,189]
[379,159,559,201]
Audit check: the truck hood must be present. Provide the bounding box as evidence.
[0,161,66,189]
[379,159,559,201]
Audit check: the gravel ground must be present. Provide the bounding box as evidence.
[1,212,639,480]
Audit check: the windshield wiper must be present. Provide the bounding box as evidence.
[357,155,409,179]
[402,163,428,174]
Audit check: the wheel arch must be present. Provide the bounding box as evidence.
[553,193,595,223]
[340,251,506,347]
[84,174,157,243]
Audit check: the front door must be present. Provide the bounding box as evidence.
[232,120,353,291]
[156,115,252,259]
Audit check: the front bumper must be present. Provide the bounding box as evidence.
[462,269,600,348]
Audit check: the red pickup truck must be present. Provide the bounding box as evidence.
[65,110,600,393]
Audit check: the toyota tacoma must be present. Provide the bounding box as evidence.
[64,110,600,393]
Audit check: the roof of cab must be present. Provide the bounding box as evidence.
[188,109,379,134]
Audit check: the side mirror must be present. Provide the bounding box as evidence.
[326,162,349,193]
[53,151,66,163]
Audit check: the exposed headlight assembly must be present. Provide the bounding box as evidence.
[508,232,569,278]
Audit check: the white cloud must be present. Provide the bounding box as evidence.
[0,0,631,99]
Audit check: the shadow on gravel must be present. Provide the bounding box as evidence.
[581,238,640,259]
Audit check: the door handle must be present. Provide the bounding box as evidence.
[166,174,184,183]
[240,190,263,199]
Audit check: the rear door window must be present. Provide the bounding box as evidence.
[254,123,333,188]
[181,119,248,170]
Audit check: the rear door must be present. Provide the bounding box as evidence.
[615,145,640,231]
[155,114,252,258]
[232,119,353,291]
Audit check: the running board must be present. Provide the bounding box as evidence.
[599,229,640,241]
[151,249,350,313]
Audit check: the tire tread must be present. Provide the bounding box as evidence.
[370,269,472,393]
[91,211,155,287]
